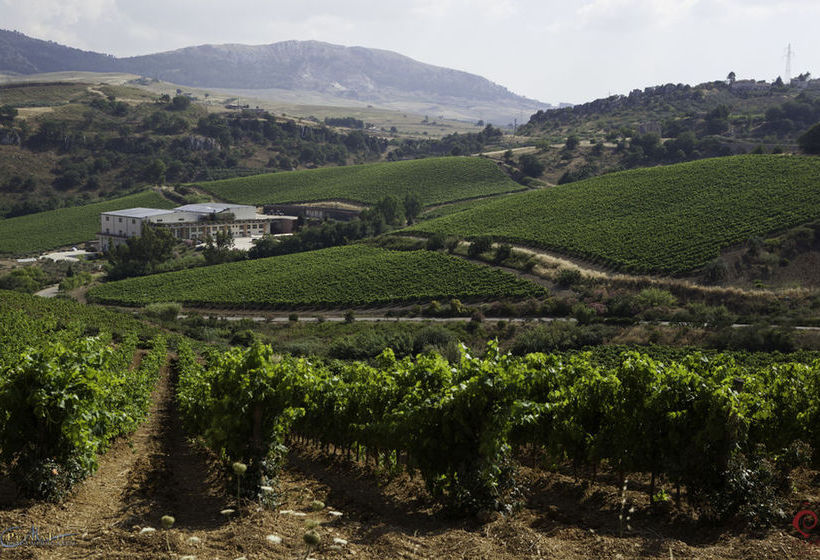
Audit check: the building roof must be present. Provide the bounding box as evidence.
[101,207,176,218]
[174,203,252,214]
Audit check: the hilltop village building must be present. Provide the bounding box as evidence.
[98,203,296,250]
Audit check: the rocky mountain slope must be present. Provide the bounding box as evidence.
[0,30,550,123]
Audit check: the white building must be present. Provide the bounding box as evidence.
[98,203,296,250]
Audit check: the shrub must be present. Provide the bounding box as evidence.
[555,268,582,288]
[426,233,445,251]
[704,257,729,284]
[633,288,677,310]
[143,302,181,322]
[494,243,512,263]
[468,236,493,258]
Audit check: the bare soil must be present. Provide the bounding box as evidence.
[1,368,818,559]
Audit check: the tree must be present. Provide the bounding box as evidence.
[518,153,545,177]
[565,135,580,150]
[798,123,820,154]
[468,236,493,258]
[106,226,176,279]
[374,195,403,226]
[726,71,736,84]
[0,105,17,124]
[403,193,422,224]
[203,229,237,265]
[170,95,191,111]
[144,159,167,184]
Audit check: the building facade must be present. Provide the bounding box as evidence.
[98,203,295,250]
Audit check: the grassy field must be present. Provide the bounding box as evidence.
[0,190,175,256]
[406,155,820,274]
[196,157,526,207]
[88,245,545,307]
[0,82,98,107]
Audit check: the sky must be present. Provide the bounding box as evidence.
[1,0,818,104]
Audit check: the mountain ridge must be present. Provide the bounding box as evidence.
[0,30,550,123]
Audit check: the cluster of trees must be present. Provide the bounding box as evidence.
[0,96,396,217]
[248,194,422,259]
[106,226,177,280]
[387,125,504,159]
[324,116,365,129]
[194,112,388,166]
[756,93,820,138]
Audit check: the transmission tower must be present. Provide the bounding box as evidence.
[785,43,794,82]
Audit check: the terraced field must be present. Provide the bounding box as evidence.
[406,155,820,274]
[87,245,544,307]
[196,156,525,207]
[0,190,175,255]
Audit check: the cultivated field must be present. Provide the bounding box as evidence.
[196,156,526,207]
[87,245,545,307]
[0,190,175,255]
[407,155,820,273]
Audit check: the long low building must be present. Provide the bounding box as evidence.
[98,203,296,250]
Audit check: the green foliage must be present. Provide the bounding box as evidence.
[169,95,192,111]
[0,331,166,499]
[106,225,177,280]
[798,123,820,154]
[0,105,18,123]
[407,156,820,274]
[0,266,47,293]
[197,157,524,207]
[176,341,819,518]
[0,190,175,256]
[403,192,423,224]
[88,245,545,307]
[518,153,545,177]
[143,302,182,322]
[468,236,493,258]
[633,288,677,309]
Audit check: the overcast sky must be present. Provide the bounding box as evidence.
[1,0,818,104]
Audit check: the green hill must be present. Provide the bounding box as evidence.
[87,245,544,307]
[406,155,820,274]
[0,190,174,255]
[195,157,525,207]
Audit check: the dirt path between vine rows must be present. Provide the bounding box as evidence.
[0,359,818,559]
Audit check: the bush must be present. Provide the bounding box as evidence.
[494,243,512,263]
[572,303,597,325]
[413,326,457,355]
[426,233,445,251]
[509,322,607,354]
[555,268,582,288]
[143,302,181,322]
[633,288,677,310]
[468,236,493,258]
[704,257,729,284]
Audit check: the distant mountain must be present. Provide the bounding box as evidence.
[0,30,550,123]
[0,29,118,74]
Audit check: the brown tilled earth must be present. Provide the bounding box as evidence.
[0,370,818,560]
